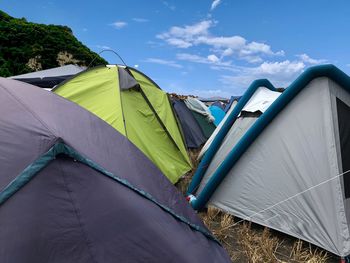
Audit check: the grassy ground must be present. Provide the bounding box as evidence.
[176,149,339,263]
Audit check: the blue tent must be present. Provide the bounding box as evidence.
[209,105,225,126]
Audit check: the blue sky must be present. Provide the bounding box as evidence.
[2,0,350,97]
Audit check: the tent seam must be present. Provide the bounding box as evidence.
[0,83,57,137]
[58,160,99,263]
[139,88,190,166]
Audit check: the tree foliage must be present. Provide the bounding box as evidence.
[0,10,107,77]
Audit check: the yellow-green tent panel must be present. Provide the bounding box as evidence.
[54,65,191,183]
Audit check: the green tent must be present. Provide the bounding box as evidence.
[191,111,216,138]
[54,65,192,183]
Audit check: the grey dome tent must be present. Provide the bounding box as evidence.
[9,64,85,89]
[171,97,207,149]
[187,64,350,257]
[0,78,230,263]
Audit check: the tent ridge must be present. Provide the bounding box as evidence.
[139,88,190,164]
[0,142,218,245]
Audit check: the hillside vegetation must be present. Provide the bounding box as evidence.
[0,10,107,77]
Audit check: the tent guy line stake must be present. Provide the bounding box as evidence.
[229,169,350,228]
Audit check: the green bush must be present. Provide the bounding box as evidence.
[0,10,107,77]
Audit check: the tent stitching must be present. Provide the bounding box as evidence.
[58,160,99,263]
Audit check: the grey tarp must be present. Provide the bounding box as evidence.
[0,78,230,263]
[172,98,207,148]
[9,64,85,89]
[197,77,350,256]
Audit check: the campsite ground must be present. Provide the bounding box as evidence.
[177,150,339,263]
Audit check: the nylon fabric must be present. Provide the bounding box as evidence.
[54,66,126,135]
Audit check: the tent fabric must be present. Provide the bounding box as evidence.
[241,86,281,114]
[191,111,216,139]
[337,98,350,198]
[211,101,225,110]
[190,64,350,256]
[54,65,191,183]
[209,105,225,126]
[171,98,207,149]
[198,99,237,160]
[9,64,85,88]
[117,66,139,90]
[185,97,215,123]
[0,78,230,263]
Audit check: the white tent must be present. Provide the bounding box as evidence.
[189,65,350,256]
[198,87,281,160]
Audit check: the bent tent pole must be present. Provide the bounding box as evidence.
[187,79,277,196]
[189,64,350,210]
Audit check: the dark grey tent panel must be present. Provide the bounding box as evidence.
[337,98,350,198]
[118,66,139,90]
[9,64,85,88]
[172,98,207,148]
[0,78,230,263]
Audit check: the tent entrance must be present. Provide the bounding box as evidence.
[336,98,350,198]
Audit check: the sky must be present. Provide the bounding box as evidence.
[2,0,350,98]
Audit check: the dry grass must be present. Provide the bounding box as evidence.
[289,240,329,263]
[236,223,283,263]
[176,149,336,263]
[198,207,333,262]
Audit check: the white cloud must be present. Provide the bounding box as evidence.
[82,28,88,32]
[157,20,284,63]
[220,60,305,89]
[132,18,149,23]
[144,58,183,68]
[211,0,222,11]
[166,38,193,48]
[162,1,176,10]
[96,45,112,50]
[157,20,212,42]
[176,53,231,67]
[207,54,220,63]
[296,53,327,65]
[110,21,127,29]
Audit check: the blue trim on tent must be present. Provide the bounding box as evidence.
[189,64,350,210]
[224,96,241,113]
[0,143,219,244]
[187,79,277,196]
